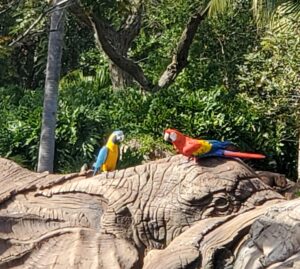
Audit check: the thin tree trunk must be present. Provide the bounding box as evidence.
[298,131,300,182]
[37,0,64,173]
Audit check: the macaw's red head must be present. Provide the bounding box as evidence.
[163,128,185,143]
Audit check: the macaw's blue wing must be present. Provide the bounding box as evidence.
[200,149,225,158]
[207,140,234,150]
[93,146,108,176]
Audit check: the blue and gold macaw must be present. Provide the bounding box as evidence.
[93,130,125,175]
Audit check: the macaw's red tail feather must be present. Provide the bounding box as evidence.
[224,150,266,159]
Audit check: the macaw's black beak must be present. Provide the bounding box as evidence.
[118,134,125,142]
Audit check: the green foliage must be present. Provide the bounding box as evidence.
[0,2,96,89]
[0,1,49,88]
[131,0,204,83]
[61,14,96,77]
[0,86,42,169]
[0,67,298,177]
[180,3,260,90]
[0,0,299,179]
[237,27,300,178]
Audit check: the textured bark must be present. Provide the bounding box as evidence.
[37,0,65,173]
[90,12,151,91]
[0,156,299,268]
[69,2,209,91]
[298,132,300,182]
[98,7,143,89]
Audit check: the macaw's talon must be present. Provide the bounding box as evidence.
[179,157,191,165]
[190,157,197,164]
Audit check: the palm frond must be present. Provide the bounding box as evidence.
[207,0,236,16]
[252,0,300,26]
[270,1,300,31]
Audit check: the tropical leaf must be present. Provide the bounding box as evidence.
[208,0,300,30]
[270,1,300,30]
[207,0,236,16]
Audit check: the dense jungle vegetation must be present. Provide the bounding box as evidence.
[0,0,299,179]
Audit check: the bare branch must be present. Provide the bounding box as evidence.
[0,0,21,15]
[8,0,71,47]
[68,0,117,41]
[157,6,209,89]
[9,12,46,47]
[119,5,143,49]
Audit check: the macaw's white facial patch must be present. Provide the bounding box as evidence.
[112,130,124,143]
[116,133,124,142]
[170,132,177,142]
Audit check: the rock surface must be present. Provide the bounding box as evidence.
[0,156,299,268]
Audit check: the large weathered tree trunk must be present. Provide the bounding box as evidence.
[69,3,209,91]
[108,62,133,89]
[37,0,65,173]
[106,32,134,89]
[0,155,298,268]
[89,6,142,90]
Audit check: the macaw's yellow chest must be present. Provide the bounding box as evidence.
[102,141,119,172]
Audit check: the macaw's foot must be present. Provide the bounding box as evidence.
[179,156,192,165]
[187,156,198,164]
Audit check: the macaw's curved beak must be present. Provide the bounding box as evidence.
[164,132,171,142]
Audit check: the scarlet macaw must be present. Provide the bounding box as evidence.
[163,128,265,159]
[93,130,125,175]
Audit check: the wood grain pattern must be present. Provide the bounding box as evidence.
[0,156,298,268]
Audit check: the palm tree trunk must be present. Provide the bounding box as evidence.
[37,0,64,173]
[298,131,300,182]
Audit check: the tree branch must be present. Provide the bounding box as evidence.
[68,0,116,41]
[67,1,91,27]
[157,6,209,89]
[72,2,209,92]
[119,4,143,50]
[0,0,21,16]
[90,13,153,91]
[9,0,71,47]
